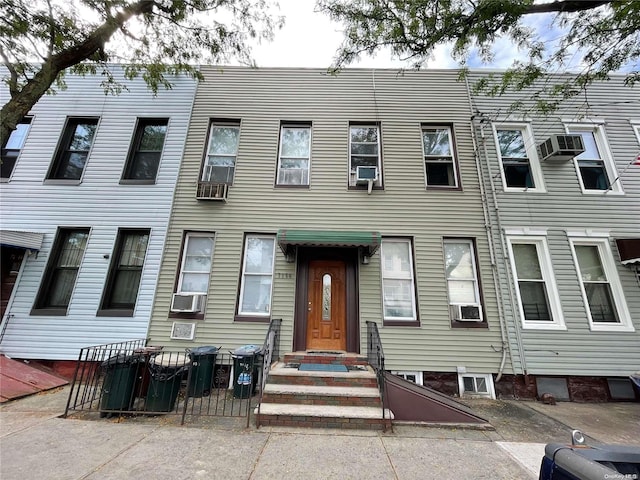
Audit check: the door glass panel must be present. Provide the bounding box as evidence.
[322,273,331,320]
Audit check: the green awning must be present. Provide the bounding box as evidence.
[277,229,381,256]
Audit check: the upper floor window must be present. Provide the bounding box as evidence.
[507,236,564,330]
[47,118,98,181]
[443,238,484,324]
[33,228,90,314]
[381,238,417,323]
[422,125,459,188]
[177,233,215,294]
[494,124,545,192]
[569,237,633,331]
[349,124,382,188]
[238,234,275,319]
[566,124,621,193]
[100,229,150,314]
[1,117,31,180]
[122,119,168,182]
[276,123,311,186]
[202,121,240,185]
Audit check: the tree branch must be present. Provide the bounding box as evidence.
[525,0,612,15]
[0,45,19,96]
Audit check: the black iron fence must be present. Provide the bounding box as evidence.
[64,339,265,426]
[258,318,282,418]
[366,321,387,423]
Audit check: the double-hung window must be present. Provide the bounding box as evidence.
[443,239,483,323]
[47,118,99,180]
[177,233,215,294]
[277,123,311,186]
[122,119,168,182]
[422,125,459,188]
[33,228,90,313]
[1,117,31,180]
[507,236,564,329]
[381,239,417,323]
[494,124,544,192]
[569,237,632,331]
[202,121,240,185]
[100,229,150,314]
[238,234,276,319]
[566,124,620,193]
[349,124,382,187]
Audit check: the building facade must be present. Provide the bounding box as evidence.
[468,72,640,401]
[0,67,196,370]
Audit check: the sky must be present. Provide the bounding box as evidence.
[249,0,557,71]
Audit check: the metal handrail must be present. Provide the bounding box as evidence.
[366,321,387,424]
[256,318,282,425]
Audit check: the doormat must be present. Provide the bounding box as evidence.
[298,363,348,372]
[306,351,344,355]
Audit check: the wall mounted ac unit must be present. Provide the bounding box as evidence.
[356,166,378,184]
[539,134,585,162]
[450,304,482,322]
[170,293,206,313]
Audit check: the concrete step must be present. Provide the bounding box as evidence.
[284,351,369,366]
[262,383,382,407]
[267,363,378,388]
[255,403,393,430]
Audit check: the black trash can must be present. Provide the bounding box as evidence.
[232,345,262,399]
[145,352,190,412]
[187,346,220,397]
[100,353,140,413]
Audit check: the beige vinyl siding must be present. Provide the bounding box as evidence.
[468,71,640,376]
[148,67,508,374]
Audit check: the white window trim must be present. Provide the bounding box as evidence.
[507,235,565,330]
[349,124,382,187]
[443,238,483,321]
[203,122,240,185]
[177,233,215,295]
[564,123,623,195]
[421,125,459,188]
[392,371,424,386]
[568,237,634,332]
[492,122,546,193]
[276,124,311,186]
[381,238,417,322]
[1,116,33,182]
[631,121,640,145]
[457,373,496,399]
[238,234,276,317]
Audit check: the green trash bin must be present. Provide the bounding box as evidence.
[100,353,140,414]
[145,352,190,412]
[187,346,220,397]
[232,345,262,399]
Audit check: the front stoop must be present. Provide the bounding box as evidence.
[256,352,393,430]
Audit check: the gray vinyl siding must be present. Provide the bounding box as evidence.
[468,72,640,376]
[0,67,196,360]
[148,67,509,375]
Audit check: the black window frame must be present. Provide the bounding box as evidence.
[47,117,99,181]
[98,228,151,316]
[120,118,169,184]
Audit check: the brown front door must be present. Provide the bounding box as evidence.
[306,259,347,351]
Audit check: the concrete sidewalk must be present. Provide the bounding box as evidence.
[1,386,637,480]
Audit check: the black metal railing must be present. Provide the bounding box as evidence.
[257,318,282,421]
[64,339,262,426]
[366,321,387,424]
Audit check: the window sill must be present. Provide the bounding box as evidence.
[522,322,567,331]
[426,185,462,191]
[43,179,81,186]
[451,320,488,329]
[30,308,68,316]
[589,322,635,332]
[502,187,547,194]
[580,189,624,196]
[234,315,270,323]
[119,179,156,185]
[96,309,134,317]
[0,178,10,183]
[382,319,420,327]
[169,311,205,320]
[348,185,384,191]
[274,184,310,189]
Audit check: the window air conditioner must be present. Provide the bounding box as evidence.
[196,182,228,201]
[170,293,206,313]
[355,166,378,184]
[539,134,585,162]
[450,304,482,322]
